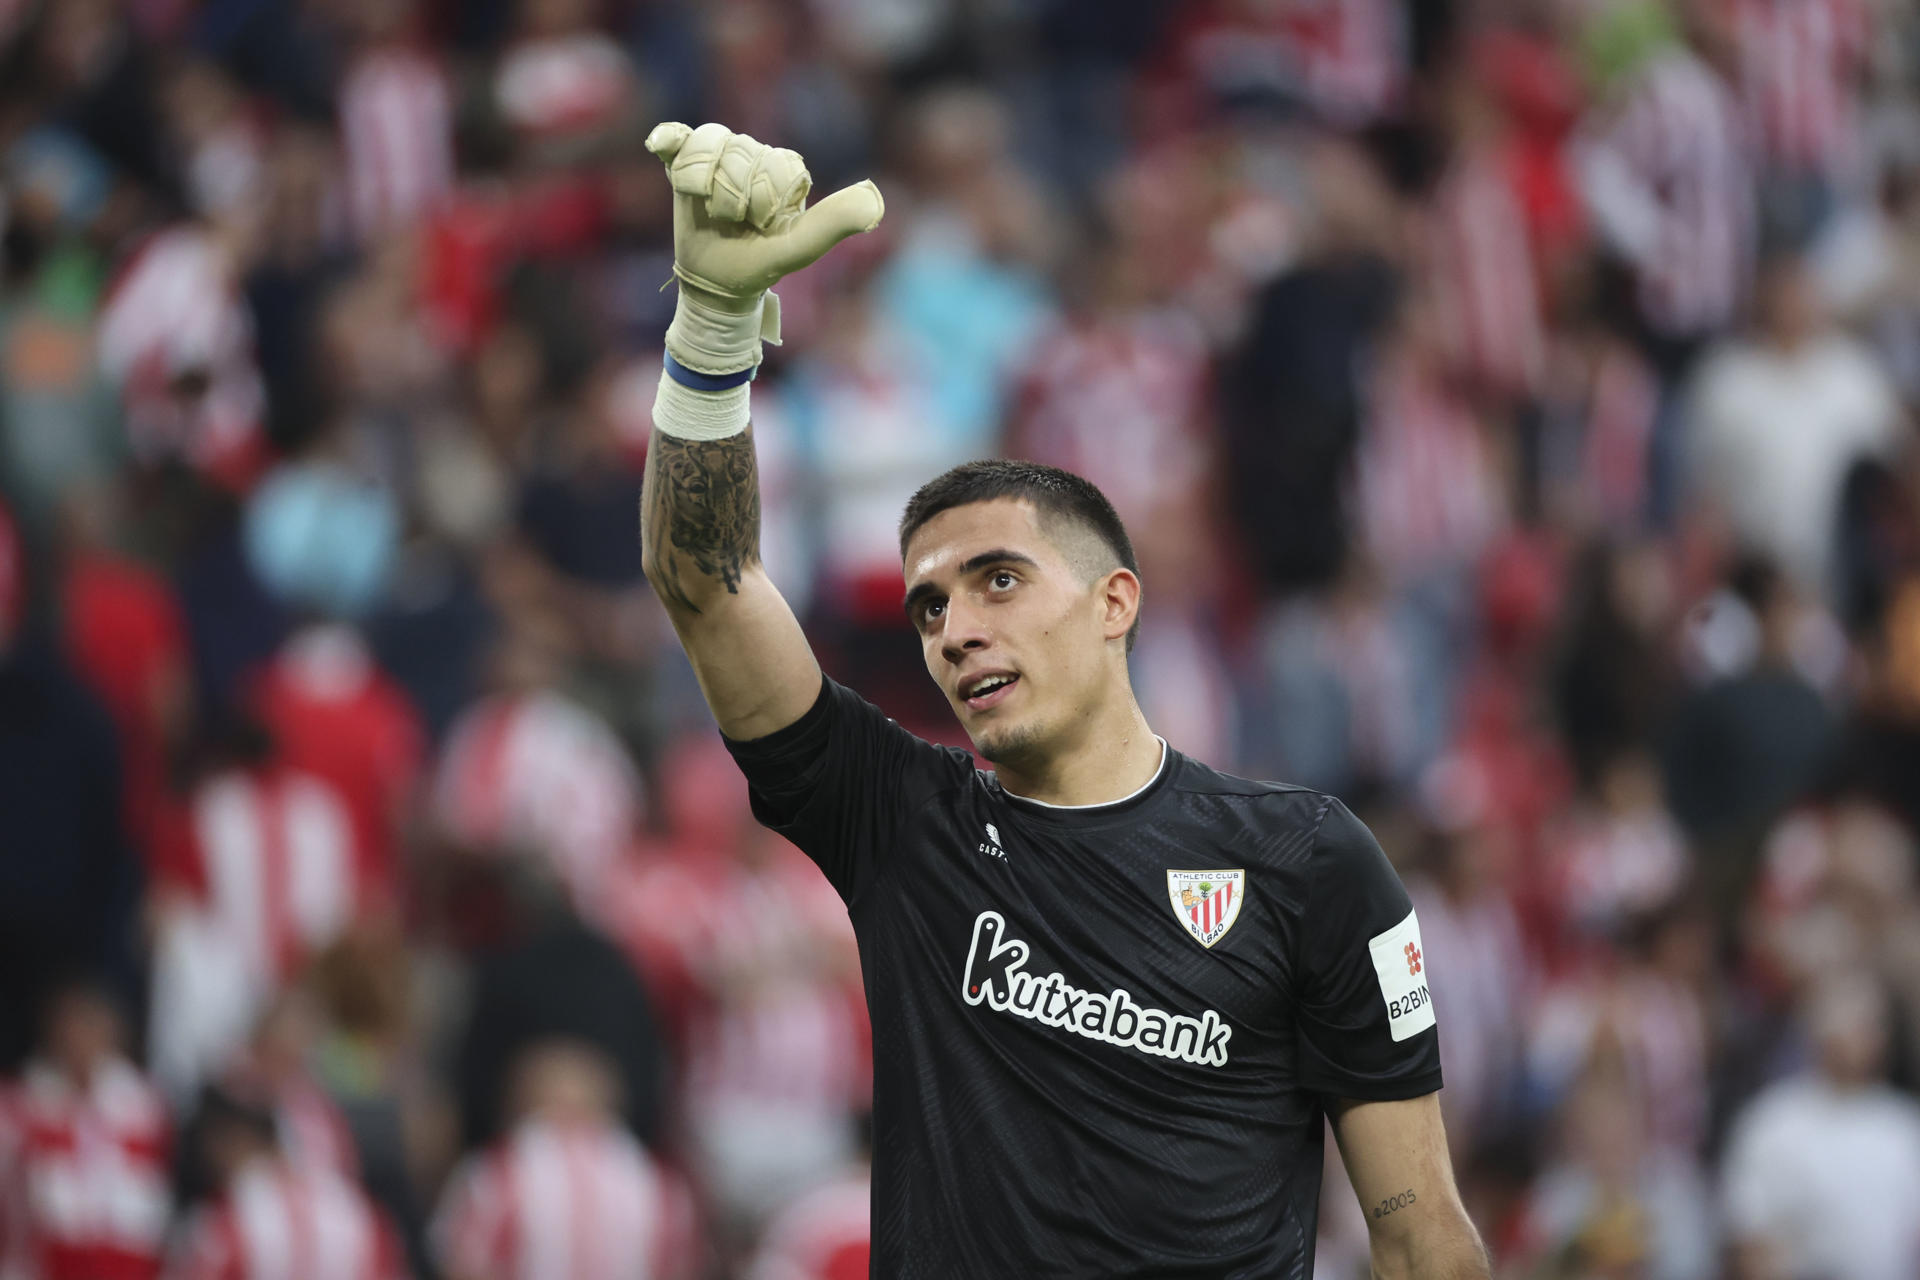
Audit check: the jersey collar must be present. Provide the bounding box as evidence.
[996,737,1170,815]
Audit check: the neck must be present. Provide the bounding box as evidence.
[995,695,1163,807]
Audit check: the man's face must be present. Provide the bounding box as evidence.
[902,499,1130,768]
[46,990,120,1079]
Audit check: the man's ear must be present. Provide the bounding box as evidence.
[1098,568,1141,645]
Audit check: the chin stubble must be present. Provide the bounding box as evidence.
[976,720,1045,769]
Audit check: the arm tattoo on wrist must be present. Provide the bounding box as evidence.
[1372,1189,1416,1219]
[641,426,761,614]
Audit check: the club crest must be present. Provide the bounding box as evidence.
[1165,869,1246,949]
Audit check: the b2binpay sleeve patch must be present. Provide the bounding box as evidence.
[1366,910,1435,1042]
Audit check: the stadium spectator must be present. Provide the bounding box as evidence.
[245,622,423,911]
[741,1157,869,1280]
[1219,134,1402,594]
[0,981,171,1280]
[1003,158,1214,531]
[432,622,646,917]
[6,0,1920,1273]
[337,0,453,246]
[1549,538,1677,789]
[56,486,193,866]
[1662,558,1838,865]
[1404,812,1528,1152]
[1351,286,1508,587]
[1516,1064,1717,1280]
[432,1040,692,1280]
[451,857,667,1152]
[1573,3,1753,366]
[0,501,142,1071]
[220,993,358,1179]
[145,713,362,1104]
[0,226,123,533]
[1711,0,1871,238]
[1720,971,1920,1280]
[1685,247,1906,600]
[677,824,868,1241]
[1423,66,1548,406]
[165,1083,403,1280]
[95,219,268,494]
[1533,290,1662,534]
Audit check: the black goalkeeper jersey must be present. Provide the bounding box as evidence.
[724,677,1443,1279]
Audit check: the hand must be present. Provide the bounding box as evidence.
[646,121,884,373]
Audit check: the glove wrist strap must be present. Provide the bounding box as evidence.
[663,270,782,375]
[663,351,755,391]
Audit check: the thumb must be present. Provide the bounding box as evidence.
[644,121,693,166]
[767,180,885,276]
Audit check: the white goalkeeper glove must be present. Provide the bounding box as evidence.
[646,122,883,440]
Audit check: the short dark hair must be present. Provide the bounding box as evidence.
[898,460,1142,651]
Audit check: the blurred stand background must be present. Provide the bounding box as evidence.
[2,0,1920,1277]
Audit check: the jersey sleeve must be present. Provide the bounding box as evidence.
[1292,798,1444,1101]
[722,677,965,905]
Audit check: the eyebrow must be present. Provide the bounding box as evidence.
[902,549,1041,620]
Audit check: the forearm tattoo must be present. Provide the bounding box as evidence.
[640,426,762,614]
[1372,1189,1416,1219]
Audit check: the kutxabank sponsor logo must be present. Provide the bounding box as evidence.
[961,911,1233,1068]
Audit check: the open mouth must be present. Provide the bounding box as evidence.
[961,672,1019,711]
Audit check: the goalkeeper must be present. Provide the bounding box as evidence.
[639,121,1488,1279]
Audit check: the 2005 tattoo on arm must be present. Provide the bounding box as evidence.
[640,426,762,614]
[1373,1189,1416,1219]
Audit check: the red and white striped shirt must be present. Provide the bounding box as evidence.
[1576,49,1755,340]
[744,1172,870,1280]
[1578,343,1660,528]
[1006,310,1213,529]
[178,766,362,986]
[1426,148,1547,401]
[245,626,425,914]
[433,692,643,914]
[431,1121,691,1280]
[273,1081,358,1181]
[96,226,266,490]
[1161,0,1405,129]
[609,842,866,1117]
[494,34,635,138]
[1284,0,1407,126]
[0,1060,172,1280]
[1720,0,1869,177]
[1539,335,1660,532]
[1352,355,1506,581]
[340,47,453,242]
[219,1055,358,1180]
[166,1159,403,1280]
[147,766,364,1101]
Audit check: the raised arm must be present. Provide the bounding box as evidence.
[1329,1094,1489,1280]
[637,122,884,740]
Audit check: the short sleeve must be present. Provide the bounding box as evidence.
[1293,798,1444,1101]
[723,677,966,905]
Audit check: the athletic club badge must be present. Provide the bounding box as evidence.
[1166,870,1246,949]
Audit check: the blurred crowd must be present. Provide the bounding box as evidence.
[4,0,1920,1276]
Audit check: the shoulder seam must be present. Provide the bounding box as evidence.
[1291,793,1337,985]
